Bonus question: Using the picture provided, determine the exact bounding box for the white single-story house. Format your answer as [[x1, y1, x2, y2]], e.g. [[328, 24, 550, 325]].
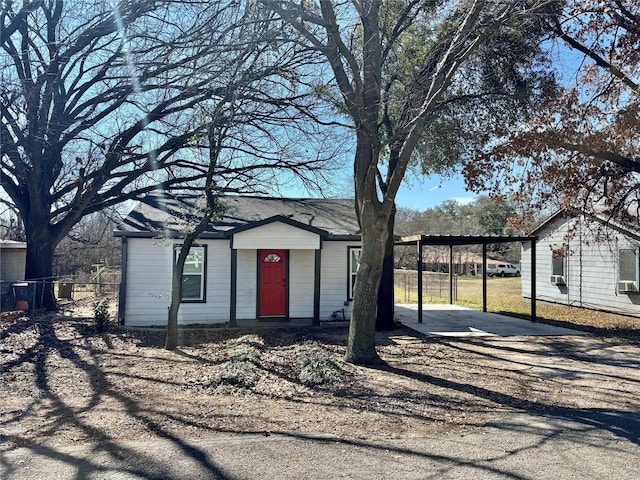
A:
[[114, 193, 362, 327], [521, 210, 640, 317]]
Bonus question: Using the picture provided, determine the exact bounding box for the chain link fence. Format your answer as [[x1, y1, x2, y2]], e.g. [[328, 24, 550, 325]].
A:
[[395, 269, 458, 303], [1, 271, 120, 313]]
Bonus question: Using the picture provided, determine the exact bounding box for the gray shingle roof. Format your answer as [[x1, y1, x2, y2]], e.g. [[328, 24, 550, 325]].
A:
[[530, 208, 640, 240], [115, 192, 361, 239]]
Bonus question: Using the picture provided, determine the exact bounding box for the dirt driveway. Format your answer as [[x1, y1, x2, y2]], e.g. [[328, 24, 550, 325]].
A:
[[1, 313, 639, 479]]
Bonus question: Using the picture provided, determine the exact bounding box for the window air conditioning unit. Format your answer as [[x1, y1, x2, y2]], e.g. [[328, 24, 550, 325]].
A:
[[550, 275, 566, 285], [617, 280, 638, 293]]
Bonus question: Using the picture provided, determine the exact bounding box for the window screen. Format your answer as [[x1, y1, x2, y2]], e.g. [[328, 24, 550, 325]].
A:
[[619, 249, 637, 282], [175, 245, 206, 302], [551, 250, 565, 276], [349, 248, 361, 300]]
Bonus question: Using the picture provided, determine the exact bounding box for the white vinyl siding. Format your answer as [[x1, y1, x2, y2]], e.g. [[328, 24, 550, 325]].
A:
[[124, 239, 230, 326], [123, 237, 362, 325], [233, 222, 320, 250], [123, 239, 172, 325], [320, 242, 360, 320], [289, 250, 314, 318], [0, 246, 26, 283], [522, 215, 640, 317], [236, 249, 257, 320], [181, 241, 230, 323]]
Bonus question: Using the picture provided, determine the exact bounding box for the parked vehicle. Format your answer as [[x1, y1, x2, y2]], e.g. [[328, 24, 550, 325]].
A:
[[486, 263, 520, 277]]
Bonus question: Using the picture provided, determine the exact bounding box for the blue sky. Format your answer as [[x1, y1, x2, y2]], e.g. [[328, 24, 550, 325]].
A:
[[283, 169, 481, 212], [308, 158, 481, 212], [395, 172, 478, 210]]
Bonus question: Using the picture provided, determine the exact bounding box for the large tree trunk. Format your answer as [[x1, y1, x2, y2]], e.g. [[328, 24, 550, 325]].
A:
[[23, 221, 59, 310], [346, 199, 389, 364], [376, 209, 397, 331]]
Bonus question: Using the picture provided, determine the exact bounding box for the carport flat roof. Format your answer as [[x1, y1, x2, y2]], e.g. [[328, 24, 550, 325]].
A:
[[395, 234, 539, 323], [395, 304, 587, 337], [396, 234, 536, 246]]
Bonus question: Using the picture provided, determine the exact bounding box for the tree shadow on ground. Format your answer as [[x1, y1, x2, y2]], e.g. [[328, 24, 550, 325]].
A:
[[0, 314, 236, 479], [370, 361, 640, 446], [493, 310, 640, 343], [2, 313, 640, 479]]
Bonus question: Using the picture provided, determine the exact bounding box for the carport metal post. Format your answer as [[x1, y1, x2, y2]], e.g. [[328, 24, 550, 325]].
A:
[[417, 238, 423, 323], [482, 242, 488, 312], [449, 245, 454, 304], [531, 238, 537, 322]]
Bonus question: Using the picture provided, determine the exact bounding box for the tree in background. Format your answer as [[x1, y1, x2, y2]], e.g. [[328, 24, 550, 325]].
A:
[[53, 210, 121, 276], [261, 0, 555, 363], [467, 1, 639, 225], [395, 196, 521, 268], [0, 210, 24, 241]]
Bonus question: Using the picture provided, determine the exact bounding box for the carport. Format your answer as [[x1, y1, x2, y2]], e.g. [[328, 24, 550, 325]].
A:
[[395, 234, 538, 323]]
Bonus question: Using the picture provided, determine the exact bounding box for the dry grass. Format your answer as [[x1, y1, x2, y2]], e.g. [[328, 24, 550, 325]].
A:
[[396, 276, 640, 340], [3, 312, 640, 453]]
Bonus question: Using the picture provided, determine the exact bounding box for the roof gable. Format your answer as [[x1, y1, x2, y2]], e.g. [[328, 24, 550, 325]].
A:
[[531, 209, 640, 242], [231, 218, 322, 250], [226, 215, 328, 237]]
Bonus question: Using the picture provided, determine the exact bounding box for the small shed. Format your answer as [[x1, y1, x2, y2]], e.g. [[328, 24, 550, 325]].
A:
[[0, 240, 27, 308], [0, 240, 27, 283]]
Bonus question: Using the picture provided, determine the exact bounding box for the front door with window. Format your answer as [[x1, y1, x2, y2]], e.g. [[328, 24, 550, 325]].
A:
[[259, 249, 287, 317]]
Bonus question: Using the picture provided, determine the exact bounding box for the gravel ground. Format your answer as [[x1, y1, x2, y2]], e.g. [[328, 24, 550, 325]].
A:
[[1, 309, 639, 479]]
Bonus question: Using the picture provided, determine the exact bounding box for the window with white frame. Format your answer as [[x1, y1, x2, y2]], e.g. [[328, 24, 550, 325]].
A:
[[175, 245, 206, 302], [348, 247, 361, 300], [551, 247, 566, 277], [618, 248, 638, 283]]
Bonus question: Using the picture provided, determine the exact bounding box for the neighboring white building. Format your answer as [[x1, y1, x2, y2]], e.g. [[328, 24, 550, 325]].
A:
[[522, 211, 640, 317], [114, 193, 361, 327], [0, 240, 27, 283], [0, 240, 27, 309]]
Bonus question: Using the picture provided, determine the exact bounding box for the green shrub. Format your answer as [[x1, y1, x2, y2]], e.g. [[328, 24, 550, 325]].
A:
[[93, 299, 111, 331]]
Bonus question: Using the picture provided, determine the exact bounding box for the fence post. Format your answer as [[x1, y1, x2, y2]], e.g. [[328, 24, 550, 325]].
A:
[[32, 282, 37, 312]]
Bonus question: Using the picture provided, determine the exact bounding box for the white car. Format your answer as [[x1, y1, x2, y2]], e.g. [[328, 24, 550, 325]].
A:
[[486, 263, 520, 277]]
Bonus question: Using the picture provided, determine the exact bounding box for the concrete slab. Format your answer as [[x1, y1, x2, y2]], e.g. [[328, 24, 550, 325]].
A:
[[395, 303, 588, 337]]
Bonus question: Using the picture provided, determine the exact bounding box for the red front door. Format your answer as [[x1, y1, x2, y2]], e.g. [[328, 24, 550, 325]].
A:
[[259, 249, 287, 317]]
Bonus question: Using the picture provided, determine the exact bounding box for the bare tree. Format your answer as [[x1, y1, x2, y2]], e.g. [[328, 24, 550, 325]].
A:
[[53, 210, 121, 276], [261, 0, 554, 363], [162, 5, 343, 350], [0, 208, 24, 241], [2, 0, 320, 307]]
